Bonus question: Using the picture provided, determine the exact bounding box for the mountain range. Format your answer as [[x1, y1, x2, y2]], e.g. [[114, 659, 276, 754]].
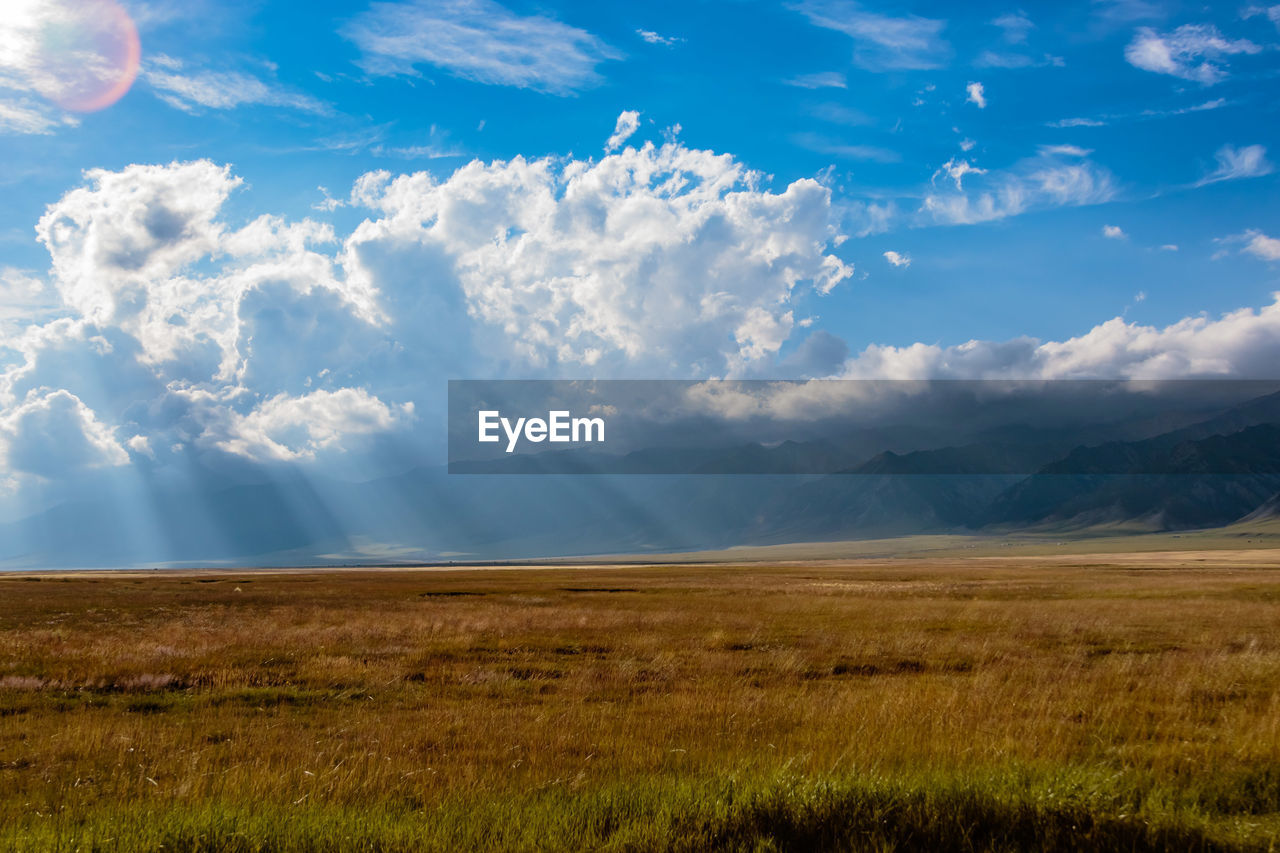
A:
[[6, 390, 1280, 567]]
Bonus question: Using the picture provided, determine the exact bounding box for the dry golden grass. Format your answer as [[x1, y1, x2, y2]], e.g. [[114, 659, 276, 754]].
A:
[[1, 554, 1279, 850]]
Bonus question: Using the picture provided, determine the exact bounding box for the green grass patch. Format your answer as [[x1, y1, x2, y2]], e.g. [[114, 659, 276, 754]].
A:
[[3, 770, 1278, 852]]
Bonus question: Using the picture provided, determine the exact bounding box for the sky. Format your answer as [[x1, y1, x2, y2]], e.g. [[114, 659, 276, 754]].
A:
[[1, 0, 1279, 521]]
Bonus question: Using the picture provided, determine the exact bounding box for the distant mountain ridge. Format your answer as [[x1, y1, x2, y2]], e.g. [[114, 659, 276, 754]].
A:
[[6, 389, 1280, 567]]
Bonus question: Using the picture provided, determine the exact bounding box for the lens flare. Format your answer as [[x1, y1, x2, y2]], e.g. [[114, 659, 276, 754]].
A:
[[1, 0, 141, 113]]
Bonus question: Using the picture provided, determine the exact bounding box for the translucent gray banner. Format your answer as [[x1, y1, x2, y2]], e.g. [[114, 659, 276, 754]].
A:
[[447, 379, 1280, 475]]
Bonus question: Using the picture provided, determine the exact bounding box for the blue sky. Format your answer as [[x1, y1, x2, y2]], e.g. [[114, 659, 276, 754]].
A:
[[1, 0, 1279, 519]]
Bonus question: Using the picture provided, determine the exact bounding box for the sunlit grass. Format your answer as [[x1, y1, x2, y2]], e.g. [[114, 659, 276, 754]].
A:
[[1, 558, 1278, 850]]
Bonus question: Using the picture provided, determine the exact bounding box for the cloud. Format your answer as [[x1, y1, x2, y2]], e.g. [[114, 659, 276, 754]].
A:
[[1093, 0, 1165, 26], [636, 29, 681, 46], [0, 389, 129, 478], [973, 51, 1063, 69], [932, 158, 986, 190], [780, 329, 850, 377], [1222, 229, 1280, 262], [1243, 5, 1280, 29], [1196, 144, 1273, 186], [965, 81, 986, 108], [1102, 224, 1127, 239], [842, 200, 896, 237], [992, 12, 1034, 43], [883, 250, 910, 267], [792, 133, 899, 162], [0, 267, 57, 321], [0, 97, 77, 135], [5, 158, 402, 476], [209, 388, 412, 461], [1047, 97, 1228, 129], [783, 71, 848, 89], [838, 294, 1280, 379], [791, 0, 951, 71], [31, 159, 366, 385], [1040, 145, 1092, 157], [1161, 244, 1179, 251], [313, 187, 344, 212], [348, 137, 854, 374], [342, 0, 620, 95], [143, 57, 329, 114], [0, 121, 856, 488], [1124, 24, 1260, 84], [605, 110, 640, 152], [1141, 98, 1228, 119], [1047, 117, 1106, 128], [922, 147, 1115, 226], [808, 103, 874, 126]]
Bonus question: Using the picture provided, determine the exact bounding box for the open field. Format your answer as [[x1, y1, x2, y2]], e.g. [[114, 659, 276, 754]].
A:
[[3, 553, 1280, 851]]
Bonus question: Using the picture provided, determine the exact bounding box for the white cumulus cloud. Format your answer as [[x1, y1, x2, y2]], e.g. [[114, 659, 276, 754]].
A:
[[1103, 224, 1127, 239], [1226, 229, 1280, 262], [883, 250, 911, 267], [346, 136, 854, 374], [839, 294, 1280, 379], [636, 29, 681, 47], [0, 120, 858, 486], [210, 388, 412, 462], [0, 389, 128, 478], [605, 110, 641, 152], [965, 81, 987, 108]]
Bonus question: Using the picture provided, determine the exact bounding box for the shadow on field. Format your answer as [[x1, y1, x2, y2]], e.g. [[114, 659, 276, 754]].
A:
[[7, 775, 1268, 852]]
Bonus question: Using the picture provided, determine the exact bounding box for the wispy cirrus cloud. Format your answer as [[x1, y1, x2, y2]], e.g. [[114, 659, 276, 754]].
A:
[[783, 71, 848, 89], [1243, 5, 1280, 30], [807, 102, 873, 126], [342, 0, 620, 95], [992, 11, 1034, 43], [1196, 144, 1273, 186], [790, 0, 950, 71], [1047, 117, 1107, 128], [973, 50, 1063, 69], [1124, 24, 1260, 84], [0, 97, 77, 135], [1047, 97, 1229, 128], [921, 146, 1115, 226], [791, 132, 900, 163], [144, 56, 329, 114], [975, 11, 1063, 69]]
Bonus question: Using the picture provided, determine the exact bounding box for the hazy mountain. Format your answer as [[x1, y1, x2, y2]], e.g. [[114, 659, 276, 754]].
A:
[[7, 391, 1280, 568]]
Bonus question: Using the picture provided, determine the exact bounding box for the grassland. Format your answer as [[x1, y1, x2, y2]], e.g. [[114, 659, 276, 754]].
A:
[[2, 552, 1280, 851]]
